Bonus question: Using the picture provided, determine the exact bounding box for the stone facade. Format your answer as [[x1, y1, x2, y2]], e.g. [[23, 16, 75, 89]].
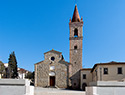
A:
[[69, 5, 83, 89], [35, 49, 71, 88]]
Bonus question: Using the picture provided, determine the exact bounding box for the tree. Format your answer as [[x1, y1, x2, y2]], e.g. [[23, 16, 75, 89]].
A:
[[25, 71, 34, 85], [25, 71, 34, 80], [0, 61, 5, 78], [8, 51, 18, 78]]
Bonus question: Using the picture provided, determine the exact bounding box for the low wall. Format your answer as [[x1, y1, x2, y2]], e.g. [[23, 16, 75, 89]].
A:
[[86, 81, 125, 95], [0, 79, 34, 95], [86, 86, 125, 95]]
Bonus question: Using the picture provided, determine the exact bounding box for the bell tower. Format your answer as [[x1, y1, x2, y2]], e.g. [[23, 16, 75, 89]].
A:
[[69, 5, 83, 89]]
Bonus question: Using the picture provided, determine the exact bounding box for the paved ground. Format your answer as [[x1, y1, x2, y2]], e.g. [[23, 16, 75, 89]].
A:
[[34, 87, 86, 95]]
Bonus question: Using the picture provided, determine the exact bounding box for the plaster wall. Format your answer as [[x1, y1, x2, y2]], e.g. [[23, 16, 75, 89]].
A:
[[0, 79, 34, 95]]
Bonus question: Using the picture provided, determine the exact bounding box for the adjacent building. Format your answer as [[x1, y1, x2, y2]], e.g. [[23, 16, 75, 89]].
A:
[[18, 68, 29, 79], [91, 61, 125, 82], [80, 68, 92, 90], [2, 63, 29, 79], [80, 61, 125, 90]]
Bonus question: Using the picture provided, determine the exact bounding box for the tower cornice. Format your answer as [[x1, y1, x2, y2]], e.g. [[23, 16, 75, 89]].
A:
[[69, 37, 83, 40]]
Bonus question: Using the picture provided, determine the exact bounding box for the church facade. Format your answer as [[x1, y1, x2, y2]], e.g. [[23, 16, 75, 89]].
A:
[[35, 5, 83, 89], [35, 49, 72, 88]]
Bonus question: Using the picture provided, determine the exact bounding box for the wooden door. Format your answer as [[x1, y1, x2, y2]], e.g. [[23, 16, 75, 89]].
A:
[[50, 76, 55, 86]]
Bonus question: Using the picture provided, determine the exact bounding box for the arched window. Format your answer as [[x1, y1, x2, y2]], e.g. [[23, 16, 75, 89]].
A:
[[74, 28, 78, 37], [74, 45, 77, 49], [82, 83, 87, 91]]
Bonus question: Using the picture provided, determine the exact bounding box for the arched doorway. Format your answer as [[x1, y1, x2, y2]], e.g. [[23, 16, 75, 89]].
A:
[[49, 72, 55, 87], [50, 76, 55, 86], [82, 83, 87, 91]]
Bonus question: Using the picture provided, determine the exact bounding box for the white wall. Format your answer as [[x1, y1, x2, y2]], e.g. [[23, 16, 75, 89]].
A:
[[86, 81, 125, 95], [86, 86, 125, 95], [0, 79, 34, 95]]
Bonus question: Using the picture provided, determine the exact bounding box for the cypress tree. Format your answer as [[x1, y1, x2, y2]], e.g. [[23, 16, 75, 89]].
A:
[[8, 51, 18, 78]]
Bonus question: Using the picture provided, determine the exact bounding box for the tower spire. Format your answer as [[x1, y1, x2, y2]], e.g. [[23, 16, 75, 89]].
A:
[[72, 5, 80, 22]]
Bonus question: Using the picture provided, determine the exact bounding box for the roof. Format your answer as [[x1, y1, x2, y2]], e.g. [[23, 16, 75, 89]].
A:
[[44, 49, 62, 55], [81, 68, 92, 71], [72, 5, 81, 22], [59, 60, 72, 65], [4, 63, 8, 68], [35, 61, 44, 65], [18, 67, 29, 73], [91, 61, 125, 72]]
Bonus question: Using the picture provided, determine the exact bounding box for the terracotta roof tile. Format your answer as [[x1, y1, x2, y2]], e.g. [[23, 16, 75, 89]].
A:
[[72, 5, 80, 22]]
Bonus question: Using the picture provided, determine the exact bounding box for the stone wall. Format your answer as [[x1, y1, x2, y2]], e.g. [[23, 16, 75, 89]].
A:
[[35, 61, 49, 87], [35, 50, 70, 88], [69, 21, 83, 89]]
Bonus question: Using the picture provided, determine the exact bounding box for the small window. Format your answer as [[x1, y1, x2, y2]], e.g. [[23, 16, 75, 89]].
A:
[[83, 74, 86, 79], [95, 69, 97, 76], [51, 56, 55, 61], [50, 66, 55, 70], [118, 67, 122, 74], [74, 83, 76, 86], [74, 28, 78, 37], [104, 68, 108, 74], [74, 46, 77, 49]]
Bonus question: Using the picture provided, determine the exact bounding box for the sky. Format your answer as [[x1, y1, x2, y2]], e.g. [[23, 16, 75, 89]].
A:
[[0, 0, 125, 71]]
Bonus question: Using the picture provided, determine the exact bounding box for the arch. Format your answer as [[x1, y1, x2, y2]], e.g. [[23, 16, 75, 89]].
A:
[[74, 45, 77, 49], [74, 28, 78, 37], [50, 76, 55, 86], [49, 72, 55, 76], [82, 83, 87, 91]]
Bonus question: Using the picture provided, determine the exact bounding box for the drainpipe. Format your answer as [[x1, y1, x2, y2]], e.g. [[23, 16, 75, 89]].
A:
[[100, 67, 102, 81]]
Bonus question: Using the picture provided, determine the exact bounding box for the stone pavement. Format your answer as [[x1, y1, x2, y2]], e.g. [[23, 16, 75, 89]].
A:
[[34, 87, 86, 95]]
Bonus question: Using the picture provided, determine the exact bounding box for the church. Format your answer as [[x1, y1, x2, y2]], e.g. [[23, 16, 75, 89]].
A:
[[34, 5, 125, 91], [35, 5, 83, 89]]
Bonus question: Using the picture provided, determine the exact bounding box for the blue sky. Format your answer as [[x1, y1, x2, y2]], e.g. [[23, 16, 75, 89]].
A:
[[0, 0, 125, 71]]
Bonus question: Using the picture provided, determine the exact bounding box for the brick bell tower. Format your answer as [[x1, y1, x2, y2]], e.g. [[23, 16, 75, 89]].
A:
[[69, 5, 83, 89]]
